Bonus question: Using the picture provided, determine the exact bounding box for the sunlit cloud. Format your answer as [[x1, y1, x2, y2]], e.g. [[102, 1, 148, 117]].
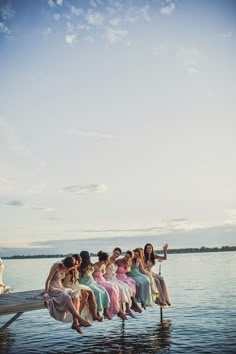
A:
[[63, 184, 107, 194], [65, 33, 77, 46]]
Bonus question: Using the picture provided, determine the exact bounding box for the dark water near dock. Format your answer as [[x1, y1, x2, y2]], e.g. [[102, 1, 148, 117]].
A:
[[0, 252, 236, 353]]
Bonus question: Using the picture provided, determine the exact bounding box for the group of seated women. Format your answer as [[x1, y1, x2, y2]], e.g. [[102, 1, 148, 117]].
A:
[[44, 243, 171, 334]]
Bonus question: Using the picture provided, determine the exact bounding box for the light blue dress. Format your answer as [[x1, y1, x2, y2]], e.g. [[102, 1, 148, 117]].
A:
[[128, 262, 153, 306]]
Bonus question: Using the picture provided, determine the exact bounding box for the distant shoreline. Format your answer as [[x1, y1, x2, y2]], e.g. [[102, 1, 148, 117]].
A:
[[1, 245, 236, 259]]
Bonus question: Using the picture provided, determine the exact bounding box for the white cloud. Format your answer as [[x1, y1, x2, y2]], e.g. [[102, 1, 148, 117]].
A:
[[48, 0, 63, 8], [66, 22, 74, 33], [0, 4, 15, 20], [0, 22, 10, 34], [187, 66, 199, 74], [71, 6, 83, 16], [53, 13, 61, 21], [65, 34, 77, 47], [32, 206, 56, 212], [67, 129, 116, 139], [87, 11, 104, 26], [0, 116, 32, 158], [109, 17, 121, 26], [224, 209, 236, 225], [160, 2, 175, 15], [63, 184, 107, 194], [27, 183, 46, 194], [104, 27, 128, 45]]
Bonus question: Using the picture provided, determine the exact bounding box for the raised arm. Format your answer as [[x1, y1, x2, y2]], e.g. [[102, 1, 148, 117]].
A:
[[154, 244, 168, 261]]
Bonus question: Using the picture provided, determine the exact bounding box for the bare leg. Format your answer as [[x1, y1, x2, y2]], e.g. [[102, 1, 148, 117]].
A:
[[118, 308, 128, 321], [69, 298, 92, 327], [87, 290, 103, 321], [104, 308, 112, 320], [154, 277, 166, 305], [80, 289, 89, 313], [158, 276, 171, 306], [125, 302, 135, 318], [131, 296, 142, 313]]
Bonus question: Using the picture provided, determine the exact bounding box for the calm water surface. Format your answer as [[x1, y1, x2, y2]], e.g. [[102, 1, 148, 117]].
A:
[[0, 252, 236, 353]]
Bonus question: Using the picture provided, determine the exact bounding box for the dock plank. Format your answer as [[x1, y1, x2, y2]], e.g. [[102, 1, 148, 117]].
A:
[[0, 290, 45, 316]]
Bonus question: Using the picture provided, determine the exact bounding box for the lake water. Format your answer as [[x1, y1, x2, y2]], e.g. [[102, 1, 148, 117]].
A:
[[0, 252, 236, 353]]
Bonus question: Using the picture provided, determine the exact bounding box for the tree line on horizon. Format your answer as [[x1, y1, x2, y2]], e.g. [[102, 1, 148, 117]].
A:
[[1, 245, 236, 259]]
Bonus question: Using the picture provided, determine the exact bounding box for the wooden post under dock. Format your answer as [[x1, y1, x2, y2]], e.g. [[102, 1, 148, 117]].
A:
[[0, 289, 45, 332]]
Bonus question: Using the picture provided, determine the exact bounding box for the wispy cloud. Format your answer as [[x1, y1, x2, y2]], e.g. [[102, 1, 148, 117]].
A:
[[87, 11, 104, 26], [63, 184, 107, 194], [224, 209, 236, 225], [222, 31, 232, 39], [0, 22, 10, 35], [48, 0, 63, 8], [31, 206, 56, 212], [6, 200, 24, 207], [160, 1, 176, 16], [68, 129, 117, 139], [104, 27, 128, 45], [27, 183, 46, 194], [0, 116, 33, 158], [177, 47, 200, 74]]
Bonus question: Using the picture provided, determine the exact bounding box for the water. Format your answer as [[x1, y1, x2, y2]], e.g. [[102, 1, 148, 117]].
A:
[[0, 252, 236, 353]]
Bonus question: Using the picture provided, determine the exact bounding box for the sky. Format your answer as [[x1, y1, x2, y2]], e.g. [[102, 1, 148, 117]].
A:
[[0, 0, 236, 256]]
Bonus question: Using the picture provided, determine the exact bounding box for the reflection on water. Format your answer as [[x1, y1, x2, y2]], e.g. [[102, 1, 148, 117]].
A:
[[0, 316, 172, 354]]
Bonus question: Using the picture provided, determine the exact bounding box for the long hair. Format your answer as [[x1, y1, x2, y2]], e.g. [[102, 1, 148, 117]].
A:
[[80, 250, 92, 278], [144, 243, 155, 265]]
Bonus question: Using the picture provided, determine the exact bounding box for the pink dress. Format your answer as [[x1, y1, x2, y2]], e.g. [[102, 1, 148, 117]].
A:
[[116, 265, 137, 297], [93, 270, 120, 318]]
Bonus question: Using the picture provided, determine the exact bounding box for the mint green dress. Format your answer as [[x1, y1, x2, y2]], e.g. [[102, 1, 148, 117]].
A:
[[79, 267, 110, 314], [128, 262, 153, 306]]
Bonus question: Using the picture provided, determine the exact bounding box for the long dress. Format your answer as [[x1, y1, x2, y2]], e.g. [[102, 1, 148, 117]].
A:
[[127, 262, 153, 307], [47, 263, 81, 322], [63, 275, 93, 322], [93, 269, 121, 318], [116, 264, 137, 297], [105, 263, 132, 305], [79, 267, 110, 315], [146, 260, 171, 305]]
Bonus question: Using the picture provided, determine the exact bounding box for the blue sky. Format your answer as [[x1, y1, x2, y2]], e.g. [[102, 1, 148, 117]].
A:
[[0, 0, 236, 255]]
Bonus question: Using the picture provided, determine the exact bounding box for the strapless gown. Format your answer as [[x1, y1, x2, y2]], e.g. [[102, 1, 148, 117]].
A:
[[127, 262, 153, 306], [116, 265, 137, 297], [79, 267, 110, 315], [105, 263, 132, 304], [93, 271, 121, 318]]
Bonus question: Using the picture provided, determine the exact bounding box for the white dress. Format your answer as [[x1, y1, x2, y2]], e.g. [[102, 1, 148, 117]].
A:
[[105, 263, 132, 305]]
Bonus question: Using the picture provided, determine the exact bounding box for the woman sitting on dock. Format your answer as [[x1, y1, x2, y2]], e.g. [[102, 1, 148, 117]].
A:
[[44, 256, 91, 334], [93, 251, 128, 320], [104, 247, 135, 318], [116, 250, 142, 313], [144, 243, 171, 306], [62, 254, 103, 322], [127, 248, 154, 309], [79, 250, 112, 320]]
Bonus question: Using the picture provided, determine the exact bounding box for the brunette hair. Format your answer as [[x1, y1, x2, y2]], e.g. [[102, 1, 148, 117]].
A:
[[113, 247, 122, 254], [80, 250, 92, 278], [144, 243, 155, 265], [97, 250, 109, 262], [62, 256, 75, 268]]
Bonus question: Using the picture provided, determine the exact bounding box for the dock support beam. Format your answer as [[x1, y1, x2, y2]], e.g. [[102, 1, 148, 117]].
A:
[[0, 312, 24, 332]]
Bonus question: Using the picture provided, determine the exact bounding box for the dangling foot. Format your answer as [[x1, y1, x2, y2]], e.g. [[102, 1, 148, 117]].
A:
[[93, 314, 103, 322], [72, 323, 83, 334], [104, 309, 112, 320], [79, 318, 92, 327], [141, 303, 146, 310], [126, 310, 136, 318], [118, 311, 128, 321], [166, 301, 171, 306]]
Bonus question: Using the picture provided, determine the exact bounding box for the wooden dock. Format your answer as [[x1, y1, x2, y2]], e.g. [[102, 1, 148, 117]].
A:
[[0, 290, 45, 332]]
